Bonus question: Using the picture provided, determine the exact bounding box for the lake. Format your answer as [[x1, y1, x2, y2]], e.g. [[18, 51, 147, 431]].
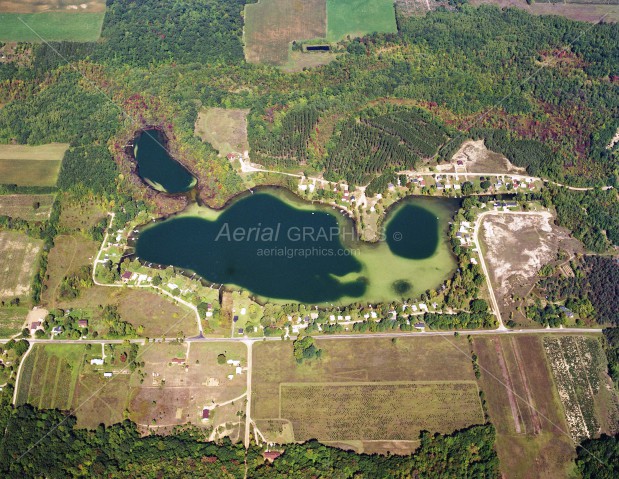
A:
[[135, 190, 459, 304], [134, 129, 196, 194]]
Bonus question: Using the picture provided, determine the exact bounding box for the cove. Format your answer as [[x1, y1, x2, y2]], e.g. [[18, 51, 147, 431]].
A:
[[134, 129, 196, 194], [135, 190, 459, 304]]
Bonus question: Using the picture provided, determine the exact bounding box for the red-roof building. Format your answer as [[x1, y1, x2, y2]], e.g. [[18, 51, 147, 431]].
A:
[[202, 408, 210, 420], [171, 358, 186, 364], [263, 451, 282, 462], [78, 319, 88, 328]]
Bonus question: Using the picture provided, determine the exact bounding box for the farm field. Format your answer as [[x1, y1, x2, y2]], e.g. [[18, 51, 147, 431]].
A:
[[0, 306, 27, 336], [0, 1, 106, 14], [0, 230, 42, 302], [473, 335, 578, 479], [326, 0, 397, 41], [16, 341, 248, 435], [544, 335, 619, 441], [252, 336, 483, 454], [0, 143, 68, 186], [244, 0, 327, 65], [0, 11, 105, 42], [0, 194, 55, 221], [194, 108, 250, 157]]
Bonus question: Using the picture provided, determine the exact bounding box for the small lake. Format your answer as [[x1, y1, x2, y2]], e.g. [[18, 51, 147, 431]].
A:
[[135, 190, 459, 304], [134, 129, 196, 194]]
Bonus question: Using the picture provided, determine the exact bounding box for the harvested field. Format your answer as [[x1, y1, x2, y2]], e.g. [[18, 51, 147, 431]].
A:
[[244, 0, 327, 65], [473, 335, 576, 479], [0, 230, 42, 301], [326, 0, 397, 41], [471, 0, 619, 23], [480, 212, 582, 324], [0, 194, 55, 221], [0, 143, 67, 186], [195, 108, 250, 157], [449, 140, 526, 174], [252, 336, 482, 453], [281, 50, 337, 72]]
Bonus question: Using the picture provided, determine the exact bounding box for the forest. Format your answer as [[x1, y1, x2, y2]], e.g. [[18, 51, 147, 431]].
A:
[[0, 400, 499, 478]]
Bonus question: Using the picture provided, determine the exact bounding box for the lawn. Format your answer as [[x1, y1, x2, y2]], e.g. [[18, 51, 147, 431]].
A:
[[244, 0, 327, 65], [326, 0, 397, 41], [195, 108, 250, 157], [0, 230, 43, 302], [252, 336, 480, 453], [0, 12, 105, 42], [0, 143, 68, 186], [0, 194, 55, 222]]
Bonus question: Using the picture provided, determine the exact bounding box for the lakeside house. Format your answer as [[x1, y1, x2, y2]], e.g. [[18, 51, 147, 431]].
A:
[[121, 271, 133, 283]]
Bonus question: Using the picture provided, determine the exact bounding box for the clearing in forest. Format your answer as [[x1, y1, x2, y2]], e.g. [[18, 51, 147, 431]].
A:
[[252, 336, 483, 454], [0, 143, 68, 186], [0, 194, 55, 221], [195, 108, 250, 157], [480, 212, 582, 325], [326, 0, 397, 41], [0, 230, 42, 302], [0, 1, 106, 42], [244, 0, 327, 65]]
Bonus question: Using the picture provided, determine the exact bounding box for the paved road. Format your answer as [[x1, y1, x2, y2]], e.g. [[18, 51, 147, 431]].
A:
[[0, 327, 603, 346]]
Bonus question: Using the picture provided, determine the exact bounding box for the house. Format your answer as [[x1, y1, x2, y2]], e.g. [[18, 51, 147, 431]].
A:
[[30, 321, 41, 332], [171, 358, 186, 365], [91, 358, 104, 366], [103, 372, 113, 378], [52, 326, 63, 334], [78, 319, 88, 328], [456, 160, 464, 166], [238, 328, 244, 334], [414, 322, 426, 330], [227, 359, 241, 366], [121, 271, 133, 283], [201, 408, 210, 421], [471, 258, 478, 265], [235, 366, 242, 375], [263, 451, 283, 462], [227, 374, 234, 380], [233, 315, 239, 322]]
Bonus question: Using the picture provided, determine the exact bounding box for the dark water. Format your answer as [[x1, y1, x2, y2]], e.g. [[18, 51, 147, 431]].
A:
[[385, 203, 440, 259], [134, 129, 195, 194], [135, 192, 448, 303]]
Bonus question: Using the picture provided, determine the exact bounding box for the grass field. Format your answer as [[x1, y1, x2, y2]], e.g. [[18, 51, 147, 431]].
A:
[[473, 335, 577, 479], [244, 0, 327, 65], [0, 12, 105, 42], [42, 234, 98, 307], [252, 336, 482, 453], [326, 0, 397, 41], [0, 230, 42, 302], [16, 344, 85, 409], [194, 108, 250, 157], [281, 381, 482, 441], [0, 305, 27, 336], [0, 143, 68, 186], [0, 194, 55, 222]]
